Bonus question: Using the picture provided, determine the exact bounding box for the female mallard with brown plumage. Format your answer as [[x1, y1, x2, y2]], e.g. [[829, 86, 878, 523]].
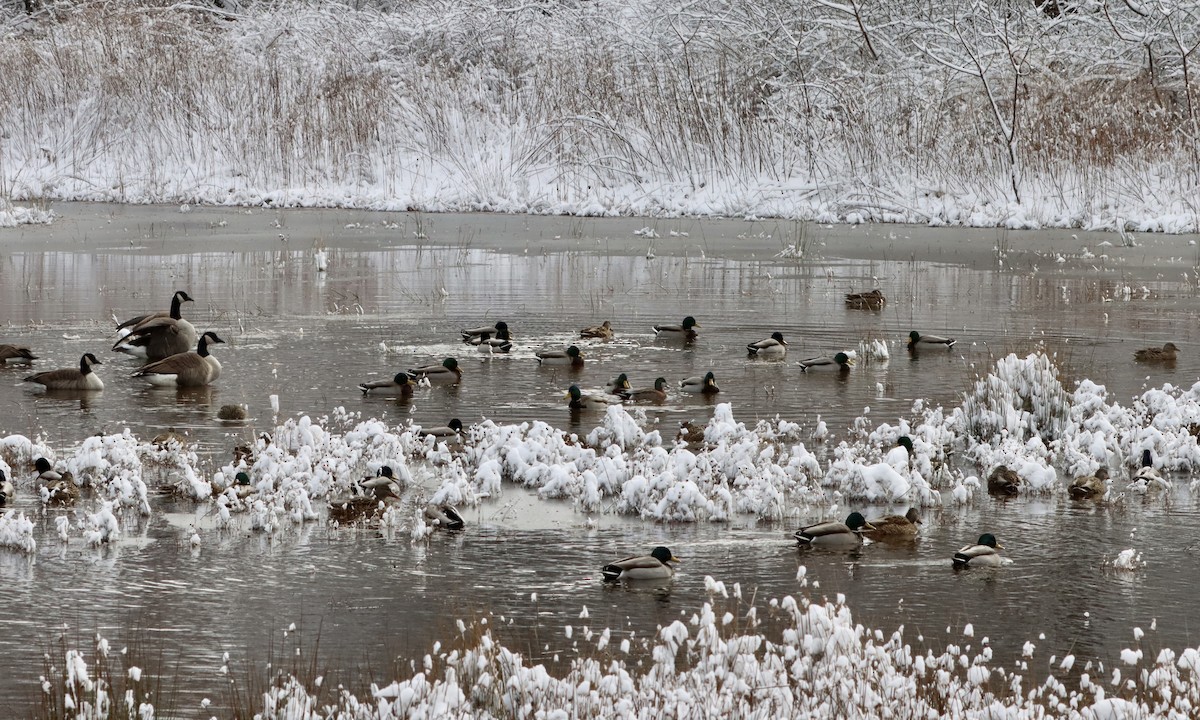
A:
[[863, 508, 921, 541], [845, 289, 886, 310], [1134, 342, 1178, 362], [618, 377, 669, 403], [986, 465, 1022, 496], [580, 320, 614, 341], [1068, 467, 1109, 499]]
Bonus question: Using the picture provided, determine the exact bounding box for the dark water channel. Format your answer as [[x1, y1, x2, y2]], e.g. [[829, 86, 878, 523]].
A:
[[2, 204, 1200, 715]]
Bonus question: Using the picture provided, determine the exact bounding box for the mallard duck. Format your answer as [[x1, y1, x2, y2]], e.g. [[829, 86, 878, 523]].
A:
[[605, 373, 632, 394], [470, 331, 513, 354], [747, 332, 788, 357], [619, 377, 669, 403], [986, 465, 1022, 496], [863, 508, 921, 541], [424, 504, 465, 530], [24, 353, 104, 391], [952, 533, 1004, 568], [408, 358, 462, 384], [601, 546, 679, 582], [329, 471, 403, 524], [654, 316, 699, 341], [152, 428, 187, 449], [580, 320, 614, 340], [132, 331, 224, 387], [907, 331, 956, 351], [1134, 342, 1178, 362], [42, 471, 80, 507], [680, 371, 720, 394], [113, 290, 198, 362], [1130, 449, 1169, 492], [359, 372, 414, 397], [845, 289, 886, 310], [461, 321, 509, 342], [1068, 467, 1108, 499], [0, 469, 13, 506], [423, 419, 464, 440], [536, 345, 583, 367], [798, 352, 853, 371], [228, 471, 257, 500], [795, 512, 875, 548], [0, 344, 37, 364], [34, 457, 62, 483], [567, 385, 616, 410]]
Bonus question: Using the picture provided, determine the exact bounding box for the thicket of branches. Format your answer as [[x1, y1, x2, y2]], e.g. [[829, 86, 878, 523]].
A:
[[0, 0, 1196, 220]]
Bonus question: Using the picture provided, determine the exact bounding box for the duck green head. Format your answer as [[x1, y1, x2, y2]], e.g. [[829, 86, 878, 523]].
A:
[[235, 472, 251, 486], [567, 385, 583, 401], [35, 457, 53, 473], [378, 466, 395, 479], [682, 316, 698, 329], [495, 321, 509, 333], [845, 511, 872, 531], [393, 372, 411, 385], [977, 533, 1001, 549], [834, 352, 851, 366], [909, 331, 922, 343], [704, 371, 716, 383], [442, 357, 459, 370], [567, 346, 581, 358], [653, 377, 668, 390], [448, 419, 463, 432], [613, 373, 630, 387], [770, 331, 786, 343], [897, 436, 914, 453], [650, 546, 679, 564]]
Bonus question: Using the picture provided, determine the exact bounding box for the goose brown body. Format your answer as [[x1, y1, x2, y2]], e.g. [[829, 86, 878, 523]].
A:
[[24, 353, 104, 391]]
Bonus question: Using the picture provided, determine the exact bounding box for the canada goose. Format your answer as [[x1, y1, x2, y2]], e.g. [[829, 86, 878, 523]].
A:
[[536, 345, 583, 367], [0, 344, 37, 363], [679, 371, 720, 394], [0, 469, 12, 506], [747, 332, 788, 357], [24, 353, 104, 391], [601, 546, 679, 582], [566, 385, 617, 410], [329, 469, 403, 524], [580, 320, 614, 340], [115, 290, 194, 335], [423, 419, 464, 440], [794, 512, 875, 548], [907, 331, 956, 351], [1129, 449, 1169, 492], [986, 465, 1022, 496], [407, 358, 462, 384], [424, 504, 465, 530], [358, 372, 414, 397], [132, 331, 224, 387], [1134, 342, 1178, 362], [605, 373, 631, 394], [361, 466, 405, 495], [619, 377, 669, 403], [1069, 467, 1109, 499], [654, 316, 699, 341], [845, 289, 886, 310], [863, 508, 921, 541], [799, 352, 853, 371], [461, 321, 509, 342], [469, 331, 513, 354], [952, 533, 1004, 568], [113, 290, 198, 362]]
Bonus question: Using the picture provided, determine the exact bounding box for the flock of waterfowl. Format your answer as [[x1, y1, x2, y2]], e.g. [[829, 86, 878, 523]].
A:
[[2, 287, 1184, 575]]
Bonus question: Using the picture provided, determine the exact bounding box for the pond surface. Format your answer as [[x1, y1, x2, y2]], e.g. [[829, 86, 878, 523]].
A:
[[2, 204, 1200, 716]]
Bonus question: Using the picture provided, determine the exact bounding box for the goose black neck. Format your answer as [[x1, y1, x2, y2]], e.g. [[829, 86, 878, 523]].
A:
[[79, 356, 92, 374], [170, 294, 184, 320], [197, 337, 210, 357]]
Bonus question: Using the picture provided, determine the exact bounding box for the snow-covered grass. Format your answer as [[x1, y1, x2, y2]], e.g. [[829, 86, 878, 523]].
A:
[[1, 1, 1198, 231], [33, 582, 1200, 719]]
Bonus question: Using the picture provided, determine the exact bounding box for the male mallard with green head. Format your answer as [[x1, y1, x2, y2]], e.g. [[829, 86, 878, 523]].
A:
[[952, 533, 1004, 568], [358, 372, 414, 397], [794, 512, 875, 548], [747, 332, 788, 357], [408, 358, 462, 384], [605, 373, 632, 394], [601, 546, 679, 582], [680, 371, 720, 394], [907, 331, 956, 351], [799, 352, 853, 372], [654, 316, 699, 341], [536, 345, 584, 367], [567, 385, 617, 410]]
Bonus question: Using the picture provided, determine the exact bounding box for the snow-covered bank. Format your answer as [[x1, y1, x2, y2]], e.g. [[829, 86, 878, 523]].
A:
[[1, 1, 1198, 232], [38, 583, 1200, 719]]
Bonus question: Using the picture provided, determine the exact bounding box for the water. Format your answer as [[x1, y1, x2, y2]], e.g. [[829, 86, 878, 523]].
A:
[[2, 204, 1199, 716]]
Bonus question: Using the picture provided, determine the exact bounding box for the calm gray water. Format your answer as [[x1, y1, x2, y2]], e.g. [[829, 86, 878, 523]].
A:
[[2, 204, 1199, 716]]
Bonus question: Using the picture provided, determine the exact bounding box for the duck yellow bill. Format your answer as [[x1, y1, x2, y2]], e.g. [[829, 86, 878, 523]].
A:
[[672, 556, 682, 563]]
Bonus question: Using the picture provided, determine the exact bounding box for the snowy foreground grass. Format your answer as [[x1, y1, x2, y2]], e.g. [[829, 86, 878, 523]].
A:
[[33, 580, 1200, 719], [1, 0, 1199, 231]]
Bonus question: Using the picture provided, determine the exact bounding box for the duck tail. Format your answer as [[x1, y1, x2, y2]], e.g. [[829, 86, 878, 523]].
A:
[[793, 530, 814, 546], [952, 552, 970, 568], [600, 565, 623, 582]]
